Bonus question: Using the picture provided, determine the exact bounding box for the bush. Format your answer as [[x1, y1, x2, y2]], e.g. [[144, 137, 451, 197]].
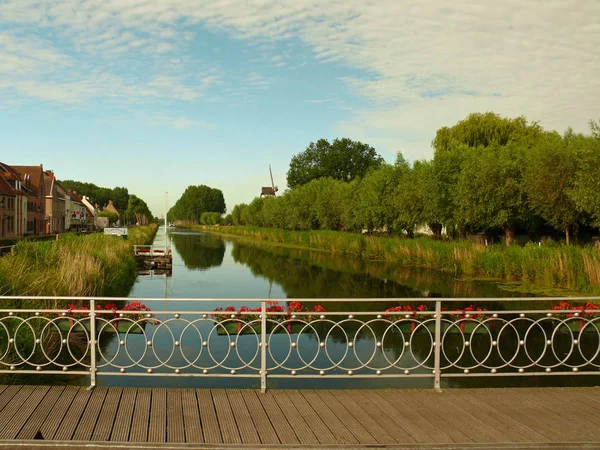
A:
[[200, 212, 222, 225]]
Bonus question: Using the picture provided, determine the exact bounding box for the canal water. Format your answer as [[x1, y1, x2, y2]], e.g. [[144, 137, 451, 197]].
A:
[[72, 227, 595, 390]]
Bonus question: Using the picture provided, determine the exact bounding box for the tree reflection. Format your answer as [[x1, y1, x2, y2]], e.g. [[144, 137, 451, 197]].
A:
[[171, 232, 225, 270]]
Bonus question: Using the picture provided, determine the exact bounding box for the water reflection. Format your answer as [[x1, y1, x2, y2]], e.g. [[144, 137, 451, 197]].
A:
[[229, 239, 531, 300], [170, 232, 225, 270]]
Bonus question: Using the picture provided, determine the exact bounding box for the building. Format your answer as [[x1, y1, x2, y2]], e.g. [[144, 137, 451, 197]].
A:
[[81, 195, 98, 230], [69, 191, 88, 231], [0, 162, 28, 238], [0, 175, 16, 239], [11, 165, 46, 235], [43, 170, 66, 234]]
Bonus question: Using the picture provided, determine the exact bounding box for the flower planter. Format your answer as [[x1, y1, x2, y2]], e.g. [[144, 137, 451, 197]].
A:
[[52, 318, 146, 334], [53, 318, 98, 333], [419, 321, 490, 335], [113, 320, 147, 334], [216, 321, 317, 336], [555, 320, 600, 334]]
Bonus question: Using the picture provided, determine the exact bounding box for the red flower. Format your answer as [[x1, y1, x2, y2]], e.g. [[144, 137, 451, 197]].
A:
[[312, 305, 326, 313], [287, 301, 303, 313]]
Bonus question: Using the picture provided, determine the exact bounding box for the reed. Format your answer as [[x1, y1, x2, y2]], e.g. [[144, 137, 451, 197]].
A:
[[203, 225, 600, 293], [0, 224, 158, 297]]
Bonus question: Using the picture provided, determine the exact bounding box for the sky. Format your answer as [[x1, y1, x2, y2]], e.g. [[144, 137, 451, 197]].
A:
[[1, 0, 599, 217]]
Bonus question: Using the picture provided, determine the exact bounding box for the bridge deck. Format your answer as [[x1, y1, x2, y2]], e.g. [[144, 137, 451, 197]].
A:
[[0, 385, 599, 447]]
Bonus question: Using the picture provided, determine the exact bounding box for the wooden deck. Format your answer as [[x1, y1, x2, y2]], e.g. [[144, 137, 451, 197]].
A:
[[0, 385, 599, 448]]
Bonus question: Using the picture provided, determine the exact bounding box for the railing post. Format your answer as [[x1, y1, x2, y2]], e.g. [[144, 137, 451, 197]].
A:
[[434, 300, 442, 392], [260, 300, 267, 393], [89, 298, 97, 390]]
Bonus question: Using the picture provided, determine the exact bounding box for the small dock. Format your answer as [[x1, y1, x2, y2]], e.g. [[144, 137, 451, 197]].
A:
[[0, 386, 599, 448], [134, 245, 172, 271]]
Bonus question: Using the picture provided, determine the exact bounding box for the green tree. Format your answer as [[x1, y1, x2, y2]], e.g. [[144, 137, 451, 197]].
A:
[[432, 112, 542, 154], [570, 125, 600, 227], [127, 195, 153, 225], [396, 159, 445, 239], [168, 185, 226, 223], [525, 133, 579, 244], [286, 138, 384, 189], [456, 144, 528, 245]]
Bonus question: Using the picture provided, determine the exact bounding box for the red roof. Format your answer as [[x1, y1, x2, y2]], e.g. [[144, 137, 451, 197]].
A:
[[11, 164, 44, 196], [0, 174, 15, 196]]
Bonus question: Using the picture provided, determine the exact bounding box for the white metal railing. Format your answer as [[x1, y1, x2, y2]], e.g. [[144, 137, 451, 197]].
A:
[[0, 296, 599, 392], [133, 245, 171, 256]]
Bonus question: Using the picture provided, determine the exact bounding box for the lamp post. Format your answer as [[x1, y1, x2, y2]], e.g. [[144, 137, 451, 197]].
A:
[[164, 192, 168, 253]]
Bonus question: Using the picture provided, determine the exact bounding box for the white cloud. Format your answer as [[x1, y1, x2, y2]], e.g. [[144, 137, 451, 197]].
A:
[[141, 114, 214, 130], [0, 0, 599, 160]]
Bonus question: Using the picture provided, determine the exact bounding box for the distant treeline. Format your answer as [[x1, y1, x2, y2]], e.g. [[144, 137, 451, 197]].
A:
[[230, 113, 600, 245], [168, 185, 226, 224], [61, 180, 155, 224]]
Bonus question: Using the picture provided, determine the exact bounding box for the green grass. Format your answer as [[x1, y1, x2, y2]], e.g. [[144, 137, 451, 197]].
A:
[[0, 224, 158, 298], [199, 225, 600, 294]]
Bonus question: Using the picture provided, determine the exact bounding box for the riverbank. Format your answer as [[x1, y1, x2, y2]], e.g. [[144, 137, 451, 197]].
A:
[[0, 223, 158, 297], [198, 225, 600, 294]]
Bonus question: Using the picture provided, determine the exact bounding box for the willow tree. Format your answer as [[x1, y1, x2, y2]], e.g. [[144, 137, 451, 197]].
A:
[[525, 132, 579, 245], [456, 143, 528, 245], [570, 122, 600, 227]]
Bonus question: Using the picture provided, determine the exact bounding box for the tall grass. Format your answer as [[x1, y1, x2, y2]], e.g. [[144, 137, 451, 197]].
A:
[[0, 224, 158, 297], [202, 225, 600, 293]]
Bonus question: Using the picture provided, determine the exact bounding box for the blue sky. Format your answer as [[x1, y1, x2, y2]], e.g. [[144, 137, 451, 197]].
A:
[[1, 0, 599, 216]]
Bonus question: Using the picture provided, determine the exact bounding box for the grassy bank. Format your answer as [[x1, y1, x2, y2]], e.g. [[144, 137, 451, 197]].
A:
[[198, 225, 600, 294], [0, 223, 158, 297]]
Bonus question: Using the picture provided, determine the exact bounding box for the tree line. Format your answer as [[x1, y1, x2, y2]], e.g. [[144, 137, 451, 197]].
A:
[[230, 113, 600, 245], [61, 180, 155, 225], [168, 185, 226, 224]]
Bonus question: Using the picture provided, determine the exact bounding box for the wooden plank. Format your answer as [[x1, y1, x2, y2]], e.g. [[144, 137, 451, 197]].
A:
[[486, 388, 592, 441], [226, 390, 261, 445], [239, 389, 279, 444], [0, 385, 37, 428], [349, 390, 416, 444], [366, 390, 446, 443], [39, 386, 79, 440], [471, 389, 566, 442], [211, 389, 240, 444], [319, 390, 387, 444], [110, 388, 137, 442], [129, 388, 151, 442], [270, 390, 319, 446], [416, 390, 506, 443], [0, 385, 22, 413], [282, 390, 337, 445], [341, 390, 414, 444], [147, 388, 167, 443], [502, 388, 599, 441], [52, 387, 92, 440], [258, 391, 300, 445], [17, 386, 66, 440], [443, 389, 547, 442], [72, 387, 108, 441], [533, 388, 600, 438], [181, 389, 203, 443], [196, 389, 221, 444], [384, 390, 471, 443], [91, 388, 123, 442], [300, 390, 359, 445], [166, 388, 185, 443], [0, 385, 50, 439]]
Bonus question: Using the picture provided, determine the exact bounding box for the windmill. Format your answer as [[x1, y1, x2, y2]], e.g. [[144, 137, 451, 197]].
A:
[[260, 165, 279, 197]]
